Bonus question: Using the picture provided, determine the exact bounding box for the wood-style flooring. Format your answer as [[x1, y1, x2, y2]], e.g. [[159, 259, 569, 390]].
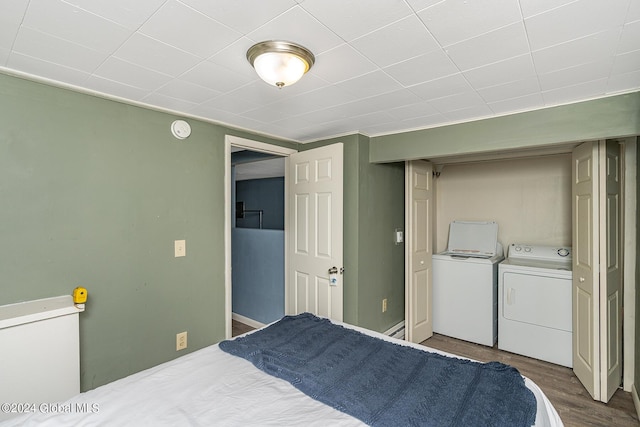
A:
[[421, 333, 639, 427], [232, 321, 639, 426]]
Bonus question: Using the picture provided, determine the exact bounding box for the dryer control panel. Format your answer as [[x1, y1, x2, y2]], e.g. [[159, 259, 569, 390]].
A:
[[507, 244, 572, 262]]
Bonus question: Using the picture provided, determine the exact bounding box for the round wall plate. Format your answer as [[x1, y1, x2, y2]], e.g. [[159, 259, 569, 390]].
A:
[[171, 120, 191, 139]]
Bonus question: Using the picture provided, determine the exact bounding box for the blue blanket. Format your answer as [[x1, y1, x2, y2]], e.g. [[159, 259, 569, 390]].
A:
[[220, 313, 537, 426]]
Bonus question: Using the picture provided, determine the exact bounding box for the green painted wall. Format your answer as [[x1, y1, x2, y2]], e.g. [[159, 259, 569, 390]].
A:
[[636, 136, 640, 396], [0, 72, 294, 391], [370, 92, 640, 162], [301, 135, 406, 332]]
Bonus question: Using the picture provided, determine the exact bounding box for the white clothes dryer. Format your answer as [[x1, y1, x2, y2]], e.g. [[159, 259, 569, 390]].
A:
[[498, 244, 572, 367]]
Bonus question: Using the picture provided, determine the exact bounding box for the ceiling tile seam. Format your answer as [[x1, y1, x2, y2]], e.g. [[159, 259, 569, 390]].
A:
[[517, 0, 581, 20], [511, 0, 543, 104], [3, 52, 93, 87], [7, 2, 30, 56], [10, 24, 110, 76], [52, 1, 171, 78], [59, 0, 168, 31]]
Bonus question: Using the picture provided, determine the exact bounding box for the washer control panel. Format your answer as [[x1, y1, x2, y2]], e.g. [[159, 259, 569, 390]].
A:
[[508, 244, 572, 262]]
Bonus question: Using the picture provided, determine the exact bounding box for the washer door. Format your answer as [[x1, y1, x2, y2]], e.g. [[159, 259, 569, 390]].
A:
[[502, 271, 572, 332]]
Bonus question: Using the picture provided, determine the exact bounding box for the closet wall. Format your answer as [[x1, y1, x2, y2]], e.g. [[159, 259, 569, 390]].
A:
[[434, 154, 572, 253]]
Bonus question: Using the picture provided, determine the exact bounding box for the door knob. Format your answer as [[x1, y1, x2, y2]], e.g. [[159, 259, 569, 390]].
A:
[[579, 277, 585, 282], [328, 266, 338, 275]]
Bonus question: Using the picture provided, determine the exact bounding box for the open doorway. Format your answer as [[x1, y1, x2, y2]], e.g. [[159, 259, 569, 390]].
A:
[[224, 136, 296, 338], [231, 148, 285, 332]]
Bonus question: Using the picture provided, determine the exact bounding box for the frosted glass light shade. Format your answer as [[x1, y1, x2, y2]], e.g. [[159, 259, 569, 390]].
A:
[[247, 41, 314, 88]]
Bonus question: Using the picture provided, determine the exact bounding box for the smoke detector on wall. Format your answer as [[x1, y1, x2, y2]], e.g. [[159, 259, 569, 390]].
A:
[[171, 120, 191, 139]]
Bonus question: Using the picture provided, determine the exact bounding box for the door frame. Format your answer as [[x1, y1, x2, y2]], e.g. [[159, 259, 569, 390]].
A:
[[224, 135, 297, 338]]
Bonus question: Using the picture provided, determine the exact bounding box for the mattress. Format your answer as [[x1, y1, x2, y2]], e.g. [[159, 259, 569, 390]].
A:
[[0, 319, 563, 427]]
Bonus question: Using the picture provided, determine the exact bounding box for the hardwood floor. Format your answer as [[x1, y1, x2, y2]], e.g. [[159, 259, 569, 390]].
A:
[[232, 319, 256, 337], [232, 320, 639, 426], [421, 333, 639, 427]]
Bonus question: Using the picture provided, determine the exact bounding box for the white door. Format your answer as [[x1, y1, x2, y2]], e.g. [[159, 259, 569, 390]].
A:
[[288, 143, 344, 321], [600, 140, 622, 402], [405, 160, 433, 343], [572, 140, 622, 403]]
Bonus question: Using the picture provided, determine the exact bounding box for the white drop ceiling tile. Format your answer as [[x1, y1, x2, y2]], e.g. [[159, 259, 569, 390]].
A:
[[525, 0, 629, 51], [384, 49, 459, 87], [208, 37, 261, 79], [225, 80, 294, 109], [12, 26, 106, 73], [429, 90, 485, 114], [286, 85, 359, 113], [418, 0, 522, 46], [611, 50, 640, 76], [0, 0, 29, 49], [463, 54, 536, 89], [22, 0, 130, 53], [333, 70, 404, 99], [63, 0, 166, 30], [444, 104, 494, 123], [347, 89, 423, 115], [84, 75, 150, 100], [488, 92, 545, 115], [351, 15, 440, 68], [199, 92, 259, 115], [179, 60, 255, 94], [618, 21, 640, 54], [349, 111, 397, 128], [518, 0, 576, 18], [94, 57, 172, 91], [409, 73, 471, 100], [541, 78, 608, 105], [300, 0, 413, 42], [532, 29, 621, 75], [7, 51, 91, 86], [114, 33, 202, 77], [387, 100, 438, 121], [155, 79, 221, 104], [246, 6, 343, 55], [243, 104, 295, 124], [477, 76, 541, 103], [312, 44, 377, 84], [181, 0, 296, 35], [607, 70, 640, 93], [405, 0, 445, 12], [384, 113, 450, 134], [271, 112, 317, 129], [626, 0, 640, 23], [446, 22, 529, 71], [142, 92, 199, 112], [538, 60, 613, 92], [139, 0, 242, 59]]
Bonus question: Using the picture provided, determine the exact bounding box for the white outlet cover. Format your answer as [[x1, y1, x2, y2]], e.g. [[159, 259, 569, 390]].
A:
[[174, 240, 186, 257]]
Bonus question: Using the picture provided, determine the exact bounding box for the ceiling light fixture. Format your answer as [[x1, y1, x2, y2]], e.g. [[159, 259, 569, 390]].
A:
[[247, 40, 315, 89]]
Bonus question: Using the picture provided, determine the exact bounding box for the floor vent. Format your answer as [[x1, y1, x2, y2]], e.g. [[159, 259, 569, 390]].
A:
[[384, 321, 405, 340]]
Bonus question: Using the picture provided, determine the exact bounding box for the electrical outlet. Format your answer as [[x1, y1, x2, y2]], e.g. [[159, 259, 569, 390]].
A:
[[174, 240, 186, 257], [176, 331, 187, 351], [382, 298, 387, 313]]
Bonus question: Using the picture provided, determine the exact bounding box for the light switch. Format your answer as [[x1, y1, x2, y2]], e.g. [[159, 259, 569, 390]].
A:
[[394, 229, 403, 245], [174, 240, 186, 257]]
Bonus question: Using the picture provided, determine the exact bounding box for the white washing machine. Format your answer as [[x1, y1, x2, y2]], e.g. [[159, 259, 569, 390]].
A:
[[498, 244, 573, 367], [433, 221, 504, 347]]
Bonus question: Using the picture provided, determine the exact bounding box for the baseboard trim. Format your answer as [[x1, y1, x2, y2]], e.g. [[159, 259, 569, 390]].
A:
[[232, 312, 266, 329], [633, 383, 640, 421]]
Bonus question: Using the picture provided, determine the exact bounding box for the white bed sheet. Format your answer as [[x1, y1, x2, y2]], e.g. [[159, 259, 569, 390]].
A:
[[1, 321, 563, 427]]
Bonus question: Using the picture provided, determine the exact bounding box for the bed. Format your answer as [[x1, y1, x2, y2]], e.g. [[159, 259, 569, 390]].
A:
[[1, 313, 563, 426]]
